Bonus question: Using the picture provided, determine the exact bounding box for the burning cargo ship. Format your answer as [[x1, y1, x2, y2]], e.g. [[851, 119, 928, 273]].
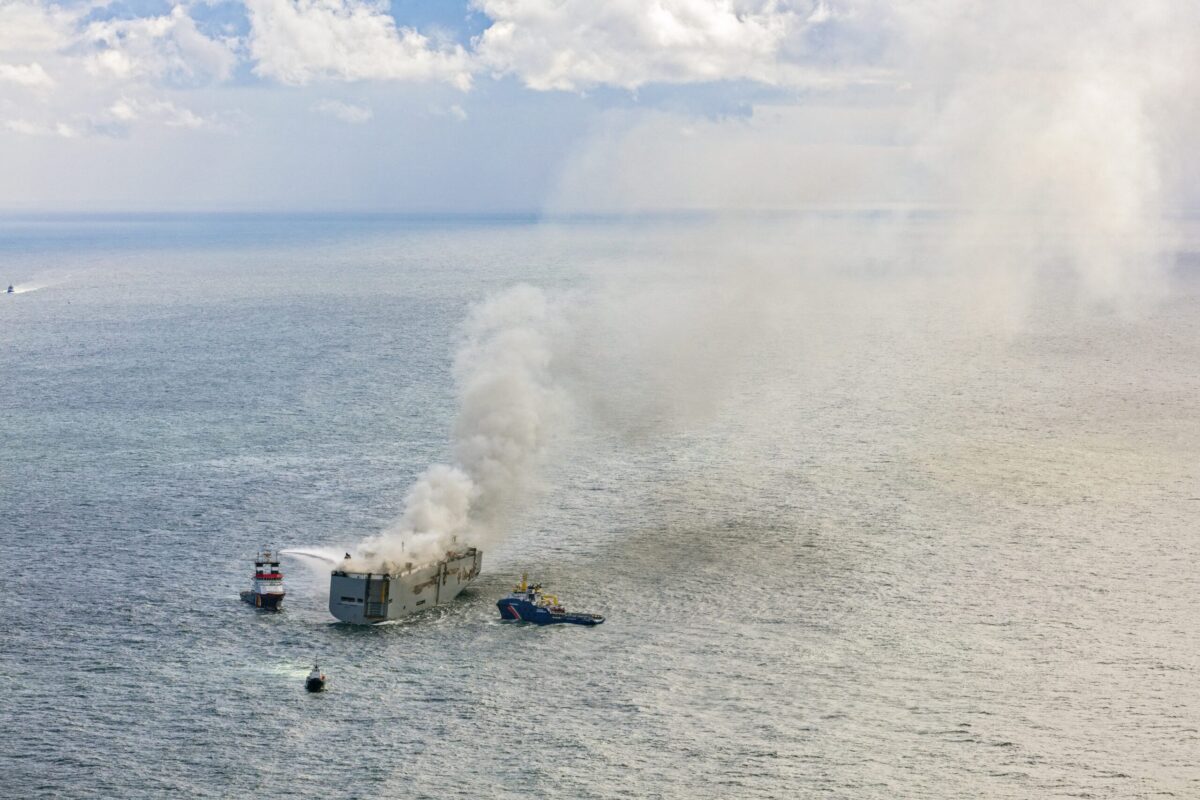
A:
[[328, 548, 482, 624]]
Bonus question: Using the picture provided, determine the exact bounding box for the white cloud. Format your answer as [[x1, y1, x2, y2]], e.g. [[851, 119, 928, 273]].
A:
[[83, 6, 238, 85], [471, 0, 846, 91], [1, 0, 1197, 233], [0, 1, 236, 86], [2, 116, 82, 137], [0, 61, 54, 88], [109, 97, 211, 128], [3, 117, 44, 135], [0, 0, 77, 54], [0, 2, 234, 141], [2, 95, 211, 140], [311, 98, 373, 123], [245, 0, 472, 88], [430, 102, 467, 121], [108, 99, 138, 121]]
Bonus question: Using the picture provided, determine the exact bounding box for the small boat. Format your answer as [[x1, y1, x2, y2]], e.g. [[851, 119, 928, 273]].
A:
[[305, 665, 326, 693], [497, 574, 605, 626], [6, 285, 13, 294], [239, 549, 286, 610]]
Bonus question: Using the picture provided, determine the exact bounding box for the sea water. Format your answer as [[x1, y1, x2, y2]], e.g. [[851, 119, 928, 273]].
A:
[[1, 214, 1197, 798]]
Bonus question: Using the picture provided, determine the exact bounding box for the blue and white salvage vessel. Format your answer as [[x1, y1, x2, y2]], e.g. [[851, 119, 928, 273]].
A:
[[497, 575, 604, 626]]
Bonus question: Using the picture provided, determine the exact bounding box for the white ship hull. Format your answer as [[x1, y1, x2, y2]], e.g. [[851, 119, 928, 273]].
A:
[[328, 548, 482, 624]]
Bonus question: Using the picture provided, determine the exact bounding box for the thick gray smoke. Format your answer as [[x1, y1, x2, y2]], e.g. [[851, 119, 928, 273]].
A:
[[345, 286, 566, 571]]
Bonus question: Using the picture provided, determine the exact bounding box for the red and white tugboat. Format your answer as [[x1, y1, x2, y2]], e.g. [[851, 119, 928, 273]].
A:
[[240, 549, 286, 610]]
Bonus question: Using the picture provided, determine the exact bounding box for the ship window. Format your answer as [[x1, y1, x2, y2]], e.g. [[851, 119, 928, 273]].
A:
[[340, 596, 361, 604]]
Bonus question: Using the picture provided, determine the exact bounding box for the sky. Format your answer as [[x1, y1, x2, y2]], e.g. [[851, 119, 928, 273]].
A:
[[1, 0, 1198, 213]]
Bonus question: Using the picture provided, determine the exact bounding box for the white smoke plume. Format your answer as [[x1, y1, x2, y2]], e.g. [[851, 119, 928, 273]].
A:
[[346, 285, 566, 572], [328, 1, 1199, 574], [898, 1, 1198, 315], [548, 1, 1200, 319]]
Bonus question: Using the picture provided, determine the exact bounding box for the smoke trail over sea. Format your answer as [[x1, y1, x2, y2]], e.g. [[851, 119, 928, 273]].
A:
[[548, 1, 1199, 321], [309, 0, 1200, 576], [344, 286, 566, 571]]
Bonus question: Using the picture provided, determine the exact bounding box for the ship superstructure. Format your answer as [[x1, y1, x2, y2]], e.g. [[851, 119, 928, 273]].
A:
[[240, 550, 286, 610], [328, 547, 482, 624]]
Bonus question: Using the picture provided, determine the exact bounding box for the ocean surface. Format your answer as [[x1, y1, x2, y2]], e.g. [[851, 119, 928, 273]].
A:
[[1, 214, 1198, 799]]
